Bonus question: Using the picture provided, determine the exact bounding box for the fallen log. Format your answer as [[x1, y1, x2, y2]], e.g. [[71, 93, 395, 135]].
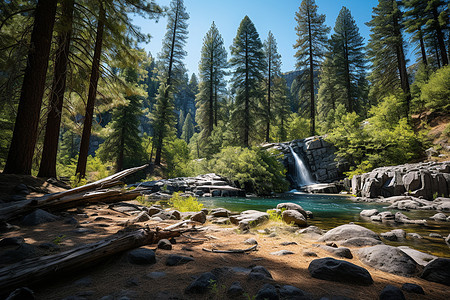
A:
[[202, 245, 258, 253], [0, 164, 148, 222], [0, 227, 179, 294]]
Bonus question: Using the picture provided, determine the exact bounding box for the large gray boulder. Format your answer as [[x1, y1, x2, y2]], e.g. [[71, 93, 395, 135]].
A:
[[397, 246, 437, 266], [357, 245, 421, 277], [308, 257, 373, 285], [421, 258, 450, 286], [318, 224, 380, 242], [361, 178, 382, 198], [281, 210, 307, 227], [276, 202, 308, 219], [229, 210, 269, 230]]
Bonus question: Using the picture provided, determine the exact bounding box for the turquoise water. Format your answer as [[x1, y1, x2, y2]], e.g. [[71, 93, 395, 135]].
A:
[[198, 192, 450, 257]]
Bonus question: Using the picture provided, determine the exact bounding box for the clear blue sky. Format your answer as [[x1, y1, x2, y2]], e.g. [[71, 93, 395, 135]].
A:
[[133, 0, 411, 75]]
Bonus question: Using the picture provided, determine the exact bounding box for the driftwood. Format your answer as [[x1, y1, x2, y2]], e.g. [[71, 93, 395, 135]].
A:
[[0, 164, 148, 222], [0, 227, 179, 293], [202, 245, 258, 253]]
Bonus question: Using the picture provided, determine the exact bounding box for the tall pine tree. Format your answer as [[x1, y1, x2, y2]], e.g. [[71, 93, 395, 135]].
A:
[[196, 22, 227, 140], [152, 0, 189, 165], [293, 0, 329, 136], [229, 16, 266, 147]]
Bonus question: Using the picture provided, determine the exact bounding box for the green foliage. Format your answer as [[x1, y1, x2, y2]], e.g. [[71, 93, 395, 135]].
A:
[[57, 155, 113, 186], [286, 113, 310, 141], [209, 147, 289, 195], [169, 192, 203, 212], [421, 66, 450, 112], [181, 112, 194, 143], [52, 234, 66, 245], [266, 208, 285, 222], [163, 138, 192, 178], [443, 123, 450, 138]]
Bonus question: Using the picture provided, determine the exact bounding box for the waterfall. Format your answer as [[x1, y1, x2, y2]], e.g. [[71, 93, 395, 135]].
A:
[[289, 146, 316, 187]]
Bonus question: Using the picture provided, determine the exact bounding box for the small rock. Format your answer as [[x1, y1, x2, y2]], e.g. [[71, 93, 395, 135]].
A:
[[248, 266, 273, 281], [326, 242, 337, 248], [185, 272, 217, 294], [339, 237, 383, 247], [270, 250, 294, 256], [244, 238, 258, 245], [127, 248, 156, 265], [0, 236, 25, 247], [210, 208, 231, 217], [381, 229, 406, 241], [21, 209, 59, 226], [170, 210, 181, 220], [429, 233, 442, 238], [279, 285, 309, 299], [401, 283, 424, 294], [318, 245, 353, 259], [255, 283, 278, 300], [64, 217, 79, 225], [227, 281, 244, 298], [280, 241, 297, 246], [190, 211, 206, 224], [379, 285, 405, 300], [308, 257, 373, 285], [5, 287, 35, 300], [302, 250, 318, 257], [407, 233, 423, 239], [421, 258, 450, 286], [148, 206, 162, 216], [146, 272, 166, 279], [430, 213, 447, 221], [166, 254, 194, 266], [157, 239, 172, 250], [360, 209, 379, 217], [306, 211, 314, 219]]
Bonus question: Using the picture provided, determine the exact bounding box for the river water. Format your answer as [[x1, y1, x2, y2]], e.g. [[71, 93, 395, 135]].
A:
[[198, 192, 450, 258]]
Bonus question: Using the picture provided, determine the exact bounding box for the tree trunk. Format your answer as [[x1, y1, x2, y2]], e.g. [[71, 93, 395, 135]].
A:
[[76, 3, 105, 178], [244, 32, 249, 147], [344, 30, 352, 112], [307, 8, 315, 136], [432, 6, 448, 66], [418, 27, 428, 66], [3, 0, 58, 175], [38, 0, 74, 178], [209, 54, 214, 135], [266, 51, 271, 143]]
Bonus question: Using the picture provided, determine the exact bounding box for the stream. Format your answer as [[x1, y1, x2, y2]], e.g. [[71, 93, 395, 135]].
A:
[[198, 192, 450, 258]]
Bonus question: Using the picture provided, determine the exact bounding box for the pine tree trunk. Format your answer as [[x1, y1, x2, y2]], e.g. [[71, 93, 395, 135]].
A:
[[3, 0, 58, 175], [117, 125, 124, 172], [209, 56, 214, 135], [418, 28, 428, 66], [432, 7, 448, 66], [214, 83, 218, 127], [266, 51, 271, 143], [76, 3, 105, 178], [307, 9, 315, 136], [344, 31, 352, 112], [38, 0, 74, 178], [244, 32, 250, 147]]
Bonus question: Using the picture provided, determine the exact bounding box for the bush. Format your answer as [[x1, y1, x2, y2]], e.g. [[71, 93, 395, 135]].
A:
[[169, 192, 203, 212], [422, 66, 450, 112]]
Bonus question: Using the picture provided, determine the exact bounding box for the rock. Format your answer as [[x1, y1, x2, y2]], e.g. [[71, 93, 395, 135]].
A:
[[248, 266, 273, 281], [381, 229, 406, 241], [398, 246, 437, 266], [407, 233, 422, 239], [133, 211, 151, 222], [270, 250, 294, 256], [394, 212, 427, 225], [379, 285, 405, 300], [230, 210, 269, 230], [21, 209, 59, 226], [437, 201, 450, 212], [127, 248, 156, 265], [210, 208, 230, 217], [446, 234, 450, 244], [5, 287, 35, 300], [401, 283, 425, 294], [185, 272, 217, 294], [244, 238, 258, 245], [339, 237, 383, 247], [360, 209, 379, 217], [148, 206, 162, 216], [255, 284, 278, 300], [378, 211, 395, 221], [305, 211, 314, 219], [279, 285, 310, 300], [72, 227, 95, 234], [317, 245, 353, 259], [308, 257, 373, 285], [361, 178, 382, 198], [297, 225, 323, 235], [0, 236, 24, 247], [280, 241, 297, 246], [64, 217, 79, 225], [170, 210, 181, 220], [145, 272, 166, 279], [13, 183, 30, 195], [318, 224, 380, 242], [157, 239, 172, 250], [357, 245, 421, 277], [302, 250, 318, 257], [430, 212, 447, 221], [190, 211, 206, 224], [0, 243, 37, 264], [282, 210, 307, 227], [165, 254, 194, 266], [227, 281, 244, 298], [429, 233, 442, 238], [421, 258, 450, 286], [276, 202, 307, 218]]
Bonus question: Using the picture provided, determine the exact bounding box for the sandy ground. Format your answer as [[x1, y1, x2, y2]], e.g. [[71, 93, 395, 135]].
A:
[[2, 200, 449, 300]]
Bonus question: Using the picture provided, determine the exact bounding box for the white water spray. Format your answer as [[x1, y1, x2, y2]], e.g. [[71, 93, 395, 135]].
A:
[[289, 146, 316, 187]]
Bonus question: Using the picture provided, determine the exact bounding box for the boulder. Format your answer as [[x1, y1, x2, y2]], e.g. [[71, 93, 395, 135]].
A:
[[229, 210, 269, 230], [379, 285, 405, 300], [0, 243, 37, 264], [397, 246, 437, 266], [185, 272, 217, 294], [394, 212, 427, 225], [361, 178, 382, 198], [339, 237, 383, 247], [255, 283, 278, 300], [227, 282, 244, 298], [270, 250, 294, 256], [147, 206, 162, 216], [360, 209, 379, 218], [276, 203, 307, 218], [21, 209, 59, 226], [421, 258, 450, 286], [248, 266, 273, 281], [381, 229, 406, 241], [403, 171, 421, 192], [165, 254, 194, 266], [401, 283, 425, 295], [190, 211, 206, 224], [430, 212, 447, 221], [378, 211, 395, 221], [210, 208, 231, 217], [279, 285, 310, 300], [127, 248, 156, 265], [357, 245, 421, 277], [308, 257, 373, 285], [157, 239, 172, 250], [318, 224, 380, 242], [317, 245, 353, 259], [281, 210, 307, 227]]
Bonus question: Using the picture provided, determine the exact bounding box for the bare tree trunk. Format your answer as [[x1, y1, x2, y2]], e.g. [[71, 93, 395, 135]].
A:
[[76, 2, 105, 178], [38, 0, 74, 178], [307, 8, 315, 136], [3, 0, 58, 175], [418, 28, 428, 66], [432, 6, 448, 66]]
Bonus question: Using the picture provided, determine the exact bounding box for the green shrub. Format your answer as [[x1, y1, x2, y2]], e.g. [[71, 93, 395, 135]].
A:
[[422, 65, 450, 112], [169, 192, 204, 212]]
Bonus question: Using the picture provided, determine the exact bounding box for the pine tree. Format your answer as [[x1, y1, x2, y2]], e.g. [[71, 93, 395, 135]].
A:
[[229, 16, 266, 147], [97, 68, 145, 172], [152, 0, 189, 165], [181, 112, 194, 143], [404, 0, 430, 66], [263, 31, 282, 143], [329, 6, 366, 113], [3, 0, 58, 175], [366, 0, 411, 112], [196, 22, 227, 140], [317, 55, 340, 133], [425, 0, 448, 66], [293, 0, 330, 136], [272, 77, 290, 142]]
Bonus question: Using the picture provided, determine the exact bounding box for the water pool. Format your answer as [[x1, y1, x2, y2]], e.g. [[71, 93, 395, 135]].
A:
[[198, 192, 450, 258]]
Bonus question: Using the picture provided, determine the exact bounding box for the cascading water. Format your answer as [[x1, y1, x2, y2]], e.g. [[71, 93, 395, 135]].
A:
[[289, 146, 316, 187]]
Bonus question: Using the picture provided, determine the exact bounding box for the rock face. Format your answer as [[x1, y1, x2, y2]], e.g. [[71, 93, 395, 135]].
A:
[[352, 161, 450, 200], [318, 224, 380, 242], [421, 258, 450, 286], [357, 245, 421, 277], [308, 257, 373, 285]]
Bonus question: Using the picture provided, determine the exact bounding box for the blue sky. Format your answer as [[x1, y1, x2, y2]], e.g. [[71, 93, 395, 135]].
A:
[[133, 0, 409, 75]]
